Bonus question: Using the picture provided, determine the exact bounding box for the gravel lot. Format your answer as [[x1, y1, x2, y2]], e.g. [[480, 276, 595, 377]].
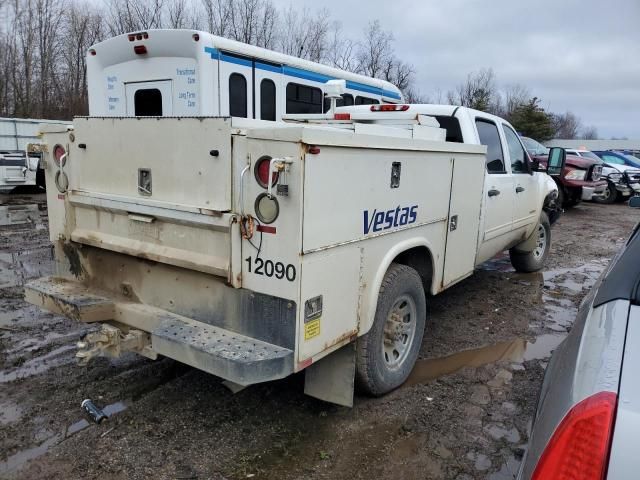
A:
[[1, 191, 639, 480]]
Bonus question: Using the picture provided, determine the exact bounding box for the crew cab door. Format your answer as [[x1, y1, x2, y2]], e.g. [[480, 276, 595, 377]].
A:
[[477, 119, 515, 242], [502, 125, 538, 232]]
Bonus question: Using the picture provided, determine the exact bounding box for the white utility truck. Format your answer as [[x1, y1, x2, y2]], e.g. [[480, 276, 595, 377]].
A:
[[24, 32, 564, 407]]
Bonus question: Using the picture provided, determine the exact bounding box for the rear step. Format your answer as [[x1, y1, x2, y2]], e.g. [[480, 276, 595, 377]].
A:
[[25, 277, 294, 385]]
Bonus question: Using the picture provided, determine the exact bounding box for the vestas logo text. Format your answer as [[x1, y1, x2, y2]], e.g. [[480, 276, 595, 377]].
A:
[[363, 205, 418, 234]]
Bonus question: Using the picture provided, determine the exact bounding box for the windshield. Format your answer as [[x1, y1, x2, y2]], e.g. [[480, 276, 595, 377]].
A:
[[578, 151, 601, 161], [623, 154, 640, 168], [521, 137, 549, 155]]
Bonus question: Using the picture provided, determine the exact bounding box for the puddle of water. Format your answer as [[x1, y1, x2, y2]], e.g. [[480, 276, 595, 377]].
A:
[[542, 260, 608, 294], [0, 400, 129, 475], [405, 334, 566, 386], [0, 247, 53, 288], [0, 345, 76, 383], [0, 434, 62, 475], [522, 334, 565, 362], [0, 402, 23, 425]]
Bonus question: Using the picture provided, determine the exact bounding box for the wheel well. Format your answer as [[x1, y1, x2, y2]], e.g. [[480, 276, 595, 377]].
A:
[[393, 246, 433, 294]]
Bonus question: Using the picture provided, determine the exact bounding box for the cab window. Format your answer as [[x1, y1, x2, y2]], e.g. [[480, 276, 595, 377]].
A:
[[476, 119, 505, 173], [503, 125, 528, 173], [601, 154, 625, 165]]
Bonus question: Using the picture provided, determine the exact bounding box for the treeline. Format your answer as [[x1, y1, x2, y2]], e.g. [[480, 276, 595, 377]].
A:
[[0, 0, 597, 140], [0, 0, 418, 119], [444, 68, 599, 141]]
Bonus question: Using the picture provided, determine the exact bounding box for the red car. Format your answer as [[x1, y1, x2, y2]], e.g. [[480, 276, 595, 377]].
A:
[[521, 137, 606, 207]]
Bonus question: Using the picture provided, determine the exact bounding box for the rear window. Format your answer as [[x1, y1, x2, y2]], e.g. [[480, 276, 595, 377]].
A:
[[134, 89, 162, 116], [286, 83, 322, 114], [229, 73, 248, 118], [355, 96, 379, 105]]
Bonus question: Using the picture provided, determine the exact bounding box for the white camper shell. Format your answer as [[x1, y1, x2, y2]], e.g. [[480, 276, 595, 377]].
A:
[[87, 29, 403, 119]]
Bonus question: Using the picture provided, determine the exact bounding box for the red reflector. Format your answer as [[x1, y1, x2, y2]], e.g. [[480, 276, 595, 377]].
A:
[[257, 225, 276, 234], [334, 113, 351, 120], [53, 144, 66, 167], [57, 194, 65, 200], [89, 49, 96, 56], [532, 391, 617, 480], [255, 157, 278, 188], [370, 104, 410, 112], [308, 146, 321, 154], [133, 45, 147, 55]]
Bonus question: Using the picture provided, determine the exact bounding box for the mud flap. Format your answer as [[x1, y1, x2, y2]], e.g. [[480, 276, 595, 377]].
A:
[[304, 343, 356, 407]]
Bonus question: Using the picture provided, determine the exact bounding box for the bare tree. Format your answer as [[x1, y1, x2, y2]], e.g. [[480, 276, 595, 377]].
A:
[[581, 125, 598, 140], [105, 0, 165, 36], [325, 21, 356, 71], [447, 68, 497, 112], [551, 111, 582, 139]]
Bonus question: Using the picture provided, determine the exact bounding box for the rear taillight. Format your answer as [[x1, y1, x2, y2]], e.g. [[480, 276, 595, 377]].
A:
[[532, 391, 617, 480], [334, 113, 350, 120], [53, 144, 66, 167], [255, 156, 278, 188], [370, 104, 410, 112]]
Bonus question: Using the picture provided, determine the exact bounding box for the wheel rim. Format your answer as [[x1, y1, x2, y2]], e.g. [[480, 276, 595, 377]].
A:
[[533, 223, 547, 259], [382, 295, 417, 370], [603, 185, 611, 200]]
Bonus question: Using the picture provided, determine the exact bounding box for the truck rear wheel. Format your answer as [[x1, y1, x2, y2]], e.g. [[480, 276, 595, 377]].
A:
[[509, 212, 551, 273], [356, 263, 426, 396]]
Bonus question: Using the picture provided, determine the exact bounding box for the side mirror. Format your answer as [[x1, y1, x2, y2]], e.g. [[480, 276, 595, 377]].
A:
[[546, 147, 566, 176], [630, 196, 640, 208]]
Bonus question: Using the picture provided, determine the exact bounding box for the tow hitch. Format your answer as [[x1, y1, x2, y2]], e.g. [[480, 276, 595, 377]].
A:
[[76, 323, 157, 364]]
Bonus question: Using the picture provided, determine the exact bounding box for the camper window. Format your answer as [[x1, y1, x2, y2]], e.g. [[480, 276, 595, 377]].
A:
[[134, 88, 163, 116], [260, 79, 276, 121], [286, 83, 323, 114], [229, 73, 248, 118]]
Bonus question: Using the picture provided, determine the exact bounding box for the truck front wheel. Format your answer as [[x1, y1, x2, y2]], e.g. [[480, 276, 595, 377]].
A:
[[509, 212, 551, 273], [356, 263, 426, 396]]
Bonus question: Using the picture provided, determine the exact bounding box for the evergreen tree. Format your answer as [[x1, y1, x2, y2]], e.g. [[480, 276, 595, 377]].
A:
[[509, 97, 555, 141]]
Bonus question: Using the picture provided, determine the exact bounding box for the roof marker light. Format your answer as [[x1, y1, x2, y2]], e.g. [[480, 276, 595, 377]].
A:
[[89, 49, 96, 56], [371, 104, 410, 112], [192, 33, 200, 42]]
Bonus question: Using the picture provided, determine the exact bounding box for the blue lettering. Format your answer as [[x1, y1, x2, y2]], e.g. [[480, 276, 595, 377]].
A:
[[363, 205, 419, 234]]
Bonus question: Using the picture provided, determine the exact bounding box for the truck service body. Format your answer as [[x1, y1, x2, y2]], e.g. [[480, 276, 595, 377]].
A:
[[25, 31, 561, 406]]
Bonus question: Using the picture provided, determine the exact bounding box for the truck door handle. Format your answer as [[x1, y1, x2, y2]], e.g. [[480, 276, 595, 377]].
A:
[[488, 189, 500, 197], [516, 186, 525, 193]]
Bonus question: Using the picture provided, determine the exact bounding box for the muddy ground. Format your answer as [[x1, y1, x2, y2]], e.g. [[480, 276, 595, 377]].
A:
[[1, 191, 639, 480]]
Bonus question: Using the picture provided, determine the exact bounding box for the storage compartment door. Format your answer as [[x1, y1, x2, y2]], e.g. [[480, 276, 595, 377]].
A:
[[442, 154, 485, 287]]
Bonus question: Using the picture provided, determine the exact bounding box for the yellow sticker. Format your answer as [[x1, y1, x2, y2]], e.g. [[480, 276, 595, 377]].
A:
[[304, 318, 321, 340]]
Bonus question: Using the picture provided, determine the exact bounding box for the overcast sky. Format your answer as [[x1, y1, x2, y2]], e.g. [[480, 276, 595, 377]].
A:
[[273, 0, 640, 139]]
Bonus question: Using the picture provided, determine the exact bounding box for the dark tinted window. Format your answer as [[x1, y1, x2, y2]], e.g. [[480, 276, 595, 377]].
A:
[[434, 115, 464, 143], [286, 83, 322, 114], [503, 125, 528, 173], [260, 79, 276, 121], [229, 73, 247, 118], [355, 96, 380, 105], [323, 93, 354, 113], [476, 119, 505, 173], [134, 88, 162, 116]]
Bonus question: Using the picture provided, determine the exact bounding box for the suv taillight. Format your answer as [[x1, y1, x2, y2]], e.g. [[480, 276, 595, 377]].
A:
[[532, 391, 617, 480]]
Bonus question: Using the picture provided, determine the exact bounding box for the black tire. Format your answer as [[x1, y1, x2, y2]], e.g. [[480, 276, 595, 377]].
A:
[[356, 263, 426, 396], [593, 181, 617, 204], [509, 212, 551, 273]]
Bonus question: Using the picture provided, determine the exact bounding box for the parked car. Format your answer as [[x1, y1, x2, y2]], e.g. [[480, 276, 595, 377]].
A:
[[517, 197, 640, 479], [522, 138, 606, 208], [565, 149, 640, 203], [591, 150, 640, 202]]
